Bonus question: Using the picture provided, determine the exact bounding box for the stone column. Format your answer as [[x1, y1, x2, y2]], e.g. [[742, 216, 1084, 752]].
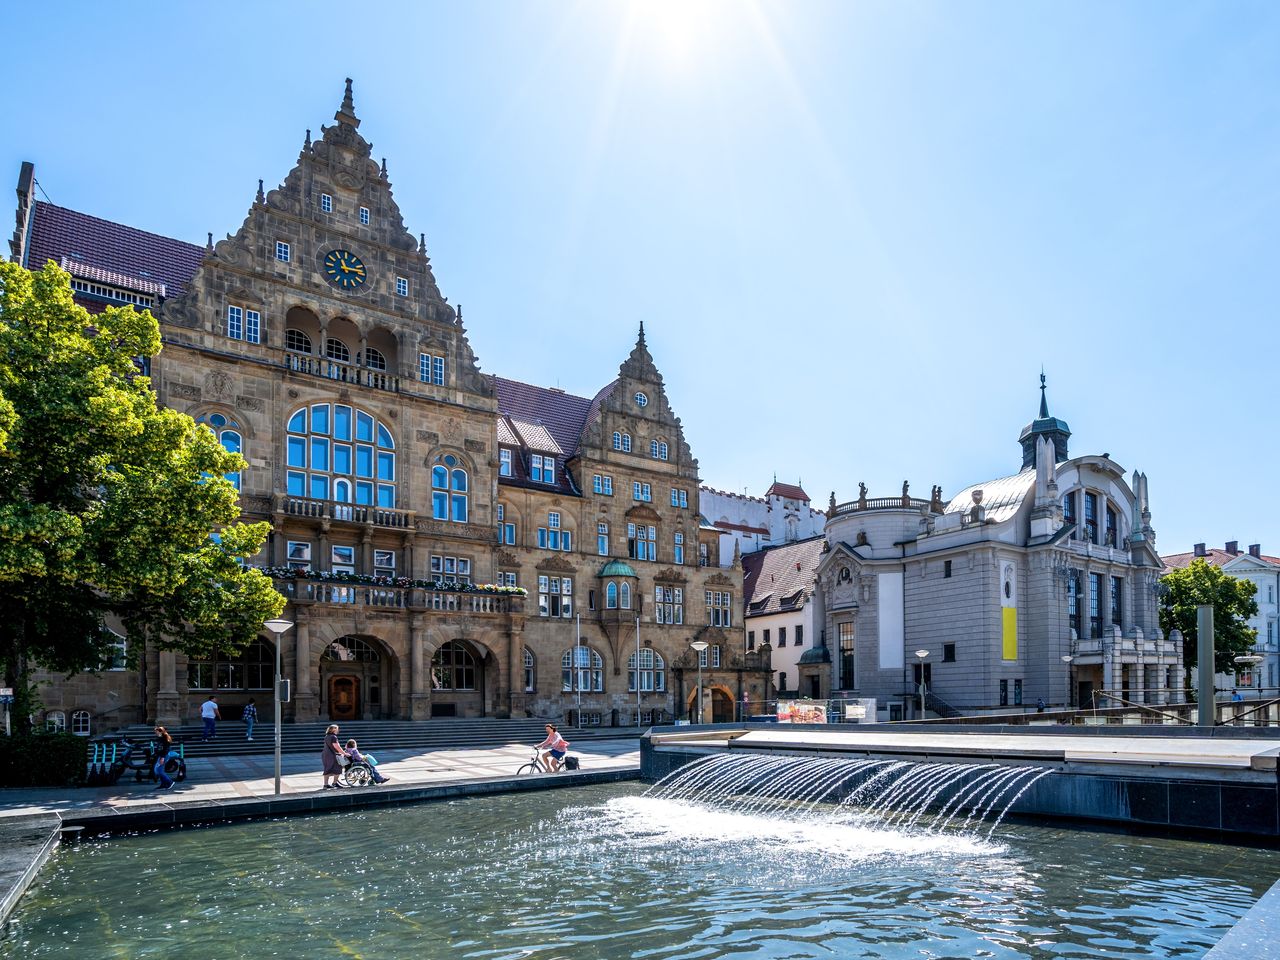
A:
[[155, 650, 181, 726], [293, 619, 319, 721], [409, 615, 430, 720], [502, 624, 522, 719], [359, 526, 373, 573]]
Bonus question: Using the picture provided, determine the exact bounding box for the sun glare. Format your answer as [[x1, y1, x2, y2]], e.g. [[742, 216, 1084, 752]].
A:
[[623, 0, 732, 73]]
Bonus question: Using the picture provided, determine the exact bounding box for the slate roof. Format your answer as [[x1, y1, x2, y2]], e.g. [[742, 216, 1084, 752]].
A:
[[493, 376, 600, 458], [25, 201, 204, 297], [765, 481, 810, 502], [741, 536, 825, 616], [943, 470, 1036, 525], [1162, 548, 1280, 572]]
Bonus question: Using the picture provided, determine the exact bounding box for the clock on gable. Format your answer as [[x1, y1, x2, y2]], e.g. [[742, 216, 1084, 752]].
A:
[[322, 249, 367, 290]]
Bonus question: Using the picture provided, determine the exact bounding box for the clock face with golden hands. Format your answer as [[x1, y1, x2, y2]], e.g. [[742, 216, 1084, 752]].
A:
[[323, 249, 367, 289]]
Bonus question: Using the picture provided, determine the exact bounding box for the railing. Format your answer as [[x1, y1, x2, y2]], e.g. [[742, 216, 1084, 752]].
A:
[[281, 496, 413, 529], [277, 577, 519, 615], [285, 353, 401, 393], [830, 496, 936, 517]]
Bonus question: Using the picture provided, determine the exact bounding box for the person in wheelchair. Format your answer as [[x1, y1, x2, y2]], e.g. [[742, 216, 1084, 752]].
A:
[[344, 738, 390, 784]]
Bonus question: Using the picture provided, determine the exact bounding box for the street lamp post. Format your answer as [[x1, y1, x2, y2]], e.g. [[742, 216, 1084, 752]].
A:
[[690, 640, 709, 724], [914, 649, 929, 720], [263, 618, 293, 796], [1062, 655, 1074, 709]]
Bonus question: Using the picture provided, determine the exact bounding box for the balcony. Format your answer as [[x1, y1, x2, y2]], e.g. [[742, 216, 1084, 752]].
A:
[[285, 353, 401, 393], [279, 495, 414, 529], [275, 576, 523, 616]]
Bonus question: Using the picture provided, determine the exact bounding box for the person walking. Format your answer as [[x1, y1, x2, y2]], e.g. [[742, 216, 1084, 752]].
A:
[[199, 695, 221, 742], [242, 698, 258, 741], [151, 726, 178, 791], [322, 723, 347, 789]]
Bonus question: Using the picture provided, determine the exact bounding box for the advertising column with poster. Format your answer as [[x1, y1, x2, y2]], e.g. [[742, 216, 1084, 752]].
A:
[[776, 700, 829, 724]]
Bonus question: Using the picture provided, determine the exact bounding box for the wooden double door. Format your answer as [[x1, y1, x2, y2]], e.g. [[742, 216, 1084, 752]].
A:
[[328, 675, 360, 721]]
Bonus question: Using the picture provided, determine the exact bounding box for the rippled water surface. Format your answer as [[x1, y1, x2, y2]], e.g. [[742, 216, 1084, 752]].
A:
[[4, 783, 1278, 959]]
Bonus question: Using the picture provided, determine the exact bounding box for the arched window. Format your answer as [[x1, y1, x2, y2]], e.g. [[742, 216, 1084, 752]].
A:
[[364, 348, 386, 370], [326, 338, 351, 363], [45, 711, 66, 732], [620, 581, 631, 609], [285, 403, 397, 507], [613, 432, 621, 450], [562, 646, 603, 692], [432, 641, 476, 690], [197, 413, 244, 491], [71, 710, 92, 736], [430, 455, 469, 523], [650, 439, 668, 460], [606, 581, 618, 609], [628, 648, 666, 692], [285, 329, 312, 354], [613, 431, 632, 452], [321, 637, 381, 662], [622, 433, 632, 453], [523, 647, 536, 692]]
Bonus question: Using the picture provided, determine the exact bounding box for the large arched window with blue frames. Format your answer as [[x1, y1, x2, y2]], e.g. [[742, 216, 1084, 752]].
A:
[[285, 403, 396, 507], [430, 454, 469, 522], [197, 413, 243, 491]]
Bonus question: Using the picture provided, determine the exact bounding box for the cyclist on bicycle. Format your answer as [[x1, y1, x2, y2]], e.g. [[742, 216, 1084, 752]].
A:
[[535, 723, 570, 772]]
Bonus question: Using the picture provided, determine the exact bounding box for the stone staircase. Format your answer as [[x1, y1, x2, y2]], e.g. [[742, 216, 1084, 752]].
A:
[[105, 718, 639, 759]]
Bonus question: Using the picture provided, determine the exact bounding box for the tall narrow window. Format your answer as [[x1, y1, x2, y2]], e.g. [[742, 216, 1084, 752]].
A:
[[396, 276, 408, 296], [598, 522, 609, 556], [673, 531, 684, 565], [838, 621, 855, 689], [1110, 576, 1123, 628], [1084, 493, 1098, 544], [500, 449, 512, 477], [1067, 570, 1082, 638], [1105, 507, 1118, 547], [226, 305, 242, 340], [1089, 572, 1102, 638]]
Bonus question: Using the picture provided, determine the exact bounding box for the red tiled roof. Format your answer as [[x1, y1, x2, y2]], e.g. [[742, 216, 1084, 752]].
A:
[[741, 536, 825, 614], [26, 202, 204, 297], [1162, 548, 1280, 571], [715, 520, 770, 536], [492, 376, 601, 458], [765, 481, 810, 502]]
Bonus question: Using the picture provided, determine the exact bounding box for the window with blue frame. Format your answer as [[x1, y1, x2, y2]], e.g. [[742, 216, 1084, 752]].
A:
[[197, 412, 244, 491], [430, 455, 469, 522], [285, 403, 396, 507]]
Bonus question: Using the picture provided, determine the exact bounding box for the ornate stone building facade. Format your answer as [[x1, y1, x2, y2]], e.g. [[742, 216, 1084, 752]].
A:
[[810, 379, 1181, 719], [9, 81, 753, 731]]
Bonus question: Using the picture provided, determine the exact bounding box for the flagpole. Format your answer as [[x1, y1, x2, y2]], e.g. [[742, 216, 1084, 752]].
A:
[[575, 613, 582, 728]]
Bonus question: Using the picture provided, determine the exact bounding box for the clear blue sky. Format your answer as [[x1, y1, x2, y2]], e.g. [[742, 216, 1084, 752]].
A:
[[5, 1, 1279, 556]]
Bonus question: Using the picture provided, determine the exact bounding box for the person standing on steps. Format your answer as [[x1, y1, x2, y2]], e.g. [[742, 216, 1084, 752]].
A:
[[199, 695, 221, 742], [322, 723, 347, 789], [242, 698, 258, 741]]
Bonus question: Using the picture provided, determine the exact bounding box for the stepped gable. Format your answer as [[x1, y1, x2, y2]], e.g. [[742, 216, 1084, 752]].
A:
[[493, 376, 596, 459], [24, 201, 204, 296], [742, 536, 825, 615]]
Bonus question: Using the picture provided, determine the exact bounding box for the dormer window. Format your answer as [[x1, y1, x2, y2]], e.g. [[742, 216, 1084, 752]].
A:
[[320, 194, 333, 213], [499, 448, 512, 477], [531, 455, 556, 484]]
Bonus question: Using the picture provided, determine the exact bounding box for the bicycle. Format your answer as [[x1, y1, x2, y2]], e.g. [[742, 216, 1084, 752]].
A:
[[516, 750, 547, 776]]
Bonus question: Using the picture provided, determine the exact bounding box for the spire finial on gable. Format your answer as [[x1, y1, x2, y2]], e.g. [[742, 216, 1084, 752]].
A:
[[637, 320, 646, 347], [304, 128, 311, 150], [206, 231, 213, 254], [1038, 367, 1050, 419], [381, 157, 388, 178], [335, 77, 360, 128], [419, 232, 427, 254], [256, 179, 265, 203]]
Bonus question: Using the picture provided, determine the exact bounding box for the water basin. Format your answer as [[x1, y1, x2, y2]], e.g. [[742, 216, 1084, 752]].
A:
[[3, 783, 1277, 959]]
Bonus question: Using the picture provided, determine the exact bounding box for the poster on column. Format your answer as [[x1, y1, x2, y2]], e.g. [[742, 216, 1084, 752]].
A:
[[776, 700, 828, 724]]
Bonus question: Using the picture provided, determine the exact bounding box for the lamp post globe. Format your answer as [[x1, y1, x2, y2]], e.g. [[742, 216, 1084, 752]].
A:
[[690, 640, 710, 725], [262, 619, 293, 796]]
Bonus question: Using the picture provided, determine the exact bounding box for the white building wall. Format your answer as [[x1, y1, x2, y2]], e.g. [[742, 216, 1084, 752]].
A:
[[700, 485, 826, 566]]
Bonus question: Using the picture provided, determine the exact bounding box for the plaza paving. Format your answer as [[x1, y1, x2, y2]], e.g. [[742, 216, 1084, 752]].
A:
[[0, 738, 642, 820]]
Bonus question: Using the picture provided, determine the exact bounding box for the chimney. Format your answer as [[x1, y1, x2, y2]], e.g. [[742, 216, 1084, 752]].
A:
[[1193, 543, 1206, 557], [1250, 544, 1262, 558], [1226, 541, 1239, 555]]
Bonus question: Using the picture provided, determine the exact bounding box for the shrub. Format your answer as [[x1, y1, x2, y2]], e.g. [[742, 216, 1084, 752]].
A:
[[0, 732, 88, 787]]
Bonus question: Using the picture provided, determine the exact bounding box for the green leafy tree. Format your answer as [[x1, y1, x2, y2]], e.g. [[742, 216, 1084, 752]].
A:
[[1159, 559, 1259, 676], [0, 261, 284, 727]]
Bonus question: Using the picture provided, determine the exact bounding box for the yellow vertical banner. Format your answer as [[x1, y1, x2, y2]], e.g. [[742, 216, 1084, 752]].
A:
[[1002, 606, 1017, 660]]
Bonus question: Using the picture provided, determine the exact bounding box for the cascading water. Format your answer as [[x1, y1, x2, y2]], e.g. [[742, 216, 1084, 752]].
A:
[[645, 753, 1053, 842]]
